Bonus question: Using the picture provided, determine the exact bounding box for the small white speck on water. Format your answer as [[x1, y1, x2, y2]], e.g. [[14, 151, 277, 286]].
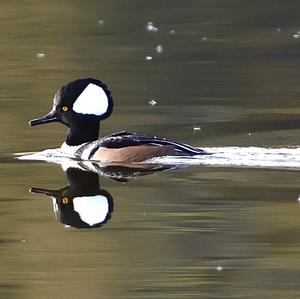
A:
[[21, 239, 27, 243], [98, 19, 104, 25], [201, 36, 208, 41], [145, 56, 153, 61], [297, 195, 300, 203], [36, 53, 45, 58], [293, 34, 300, 39], [64, 225, 71, 228], [155, 45, 163, 53], [169, 29, 176, 35], [276, 28, 281, 32], [248, 132, 252, 136], [216, 266, 223, 272], [146, 21, 158, 32], [193, 124, 202, 131], [148, 99, 157, 106]]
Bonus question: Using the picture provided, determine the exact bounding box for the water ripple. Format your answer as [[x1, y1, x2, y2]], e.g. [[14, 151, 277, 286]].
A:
[[153, 147, 300, 169]]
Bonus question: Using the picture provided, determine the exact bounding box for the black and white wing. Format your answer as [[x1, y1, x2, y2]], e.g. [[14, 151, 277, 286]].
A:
[[83, 131, 208, 158]]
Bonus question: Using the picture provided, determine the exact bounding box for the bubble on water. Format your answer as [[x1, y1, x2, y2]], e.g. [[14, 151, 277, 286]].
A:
[[146, 21, 158, 32], [36, 53, 45, 58], [169, 29, 176, 35], [293, 34, 300, 39], [155, 45, 163, 53], [145, 56, 153, 61], [216, 266, 223, 272], [98, 19, 104, 25], [148, 99, 157, 106]]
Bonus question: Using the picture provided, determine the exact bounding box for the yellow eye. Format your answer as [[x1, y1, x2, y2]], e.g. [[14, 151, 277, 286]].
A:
[[62, 197, 69, 204], [62, 106, 68, 112]]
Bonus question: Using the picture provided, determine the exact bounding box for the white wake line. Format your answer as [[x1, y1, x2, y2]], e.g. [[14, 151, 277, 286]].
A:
[[16, 147, 300, 169], [152, 147, 300, 169]]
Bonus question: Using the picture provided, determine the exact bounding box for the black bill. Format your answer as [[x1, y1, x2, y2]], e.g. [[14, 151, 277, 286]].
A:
[[29, 110, 58, 126], [29, 187, 58, 197]]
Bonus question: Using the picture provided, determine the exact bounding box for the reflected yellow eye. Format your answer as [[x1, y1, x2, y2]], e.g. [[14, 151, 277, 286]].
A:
[[62, 106, 68, 112], [62, 197, 69, 204]]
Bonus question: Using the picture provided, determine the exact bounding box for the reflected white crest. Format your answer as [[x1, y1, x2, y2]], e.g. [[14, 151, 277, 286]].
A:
[[73, 195, 109, 226], [73, 83, 109, 116]]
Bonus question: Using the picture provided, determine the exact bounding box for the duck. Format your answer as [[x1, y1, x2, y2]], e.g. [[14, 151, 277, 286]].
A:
[[29, 78, 207, 162]]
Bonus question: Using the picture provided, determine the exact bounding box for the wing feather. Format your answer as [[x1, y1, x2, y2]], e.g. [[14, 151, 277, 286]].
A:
[[95, 132, 207, 155]]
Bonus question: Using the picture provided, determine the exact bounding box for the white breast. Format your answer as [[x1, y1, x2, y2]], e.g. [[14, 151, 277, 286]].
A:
[[61, 142, 83, 155]]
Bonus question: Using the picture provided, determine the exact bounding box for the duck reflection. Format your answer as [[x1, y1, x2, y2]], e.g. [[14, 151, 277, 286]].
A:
[[30, 161, 174, 229], [70, 160, 174, 182], [30, 167, 113, 229]]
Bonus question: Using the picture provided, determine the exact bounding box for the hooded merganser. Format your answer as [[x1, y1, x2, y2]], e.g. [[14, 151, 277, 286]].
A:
[[29, 78, 207, 162]]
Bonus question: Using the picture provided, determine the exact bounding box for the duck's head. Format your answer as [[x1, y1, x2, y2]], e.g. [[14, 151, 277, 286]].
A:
[[30, 78, 113, 127], [29, 78, 113, 145]]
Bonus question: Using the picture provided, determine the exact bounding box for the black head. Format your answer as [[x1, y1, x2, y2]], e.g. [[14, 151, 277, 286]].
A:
[[29, 78, 113, 145], [30, 168, 114, 229]]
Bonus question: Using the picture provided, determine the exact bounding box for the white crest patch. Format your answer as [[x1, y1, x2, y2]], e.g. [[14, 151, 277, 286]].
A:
[[73, 83, 109, 116], [73, 195, 109, 226]]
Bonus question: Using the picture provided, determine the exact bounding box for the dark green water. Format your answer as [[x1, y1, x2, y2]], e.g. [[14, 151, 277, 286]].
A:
[[2, 1, 300, 298]]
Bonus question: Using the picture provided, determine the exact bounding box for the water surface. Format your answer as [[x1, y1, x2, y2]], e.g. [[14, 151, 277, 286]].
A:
[[2, 1, 300, 298]]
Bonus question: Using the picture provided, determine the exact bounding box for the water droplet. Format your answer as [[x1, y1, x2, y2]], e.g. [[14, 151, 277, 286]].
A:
[[155, 45, 163, 53], [146, 21, 158, 32], [145, 56, 153, 61], [36, 53, 45, 58], [148, 99, 157, 106]]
